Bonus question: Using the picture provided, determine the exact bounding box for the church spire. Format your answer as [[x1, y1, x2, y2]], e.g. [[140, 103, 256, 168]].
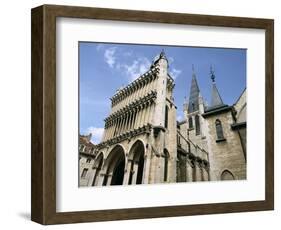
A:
[[209, 66, 224, 108], [188, 65, 200, 113]]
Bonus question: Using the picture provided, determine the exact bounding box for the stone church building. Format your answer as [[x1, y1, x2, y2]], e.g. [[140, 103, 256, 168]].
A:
[[79, 51, 246, 187]]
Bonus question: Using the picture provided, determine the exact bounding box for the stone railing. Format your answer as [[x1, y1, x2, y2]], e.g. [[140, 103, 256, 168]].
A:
[[104, 90, 157, 127], [110, 67, 159, 106], [96, 124, 153, 149]]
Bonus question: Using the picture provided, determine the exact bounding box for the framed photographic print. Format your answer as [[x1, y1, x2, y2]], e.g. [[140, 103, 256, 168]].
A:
[[31, 4, 274, 225]]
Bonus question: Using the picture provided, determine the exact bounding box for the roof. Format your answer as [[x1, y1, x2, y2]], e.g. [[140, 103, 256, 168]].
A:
[[79, 134, 95, 147], [206, 67, 227, 111], [188, 72, 200, 113], [210, 83, 224, 107]]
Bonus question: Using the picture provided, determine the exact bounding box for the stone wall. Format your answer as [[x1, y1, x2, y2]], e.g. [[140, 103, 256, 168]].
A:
[[204, 110, 246, 181]]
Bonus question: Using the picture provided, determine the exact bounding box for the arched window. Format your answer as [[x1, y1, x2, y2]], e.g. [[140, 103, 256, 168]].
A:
[[86, 158, 91, 163], [81, 168, 88, 179], [221, 170, 235, 180], [164, 105, 169, 128], [163, 149, 169, 182], [188, 117, 193, 129], [215, 119, 224, 140], [195, 115, 200, 135]]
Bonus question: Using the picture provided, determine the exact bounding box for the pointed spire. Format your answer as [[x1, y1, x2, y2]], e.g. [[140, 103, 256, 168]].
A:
[[160, 49, 167, 59], [152, 49, 168, 67], [210, 65, 216, 82], [209, 66, 224, 108], [188, 65, 200, 113]]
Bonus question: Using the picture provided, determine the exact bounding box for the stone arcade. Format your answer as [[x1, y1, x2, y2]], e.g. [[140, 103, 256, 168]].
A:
[[79, 51, 246, 186]]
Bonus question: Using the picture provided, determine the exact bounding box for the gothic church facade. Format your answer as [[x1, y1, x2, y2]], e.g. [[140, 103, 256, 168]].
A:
[[79, 51, 246, 186]]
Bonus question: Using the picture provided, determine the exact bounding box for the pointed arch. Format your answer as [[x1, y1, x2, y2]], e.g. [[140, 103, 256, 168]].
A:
[[102, 145, 126, 186], [91, 153, 104, 186], [221, 170, 235, 180], [128, 140, 145, 185]]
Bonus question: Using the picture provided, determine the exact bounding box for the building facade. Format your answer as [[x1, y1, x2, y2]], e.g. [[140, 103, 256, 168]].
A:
[[178, 67, 246, 182], [79, 51, 246, 186]]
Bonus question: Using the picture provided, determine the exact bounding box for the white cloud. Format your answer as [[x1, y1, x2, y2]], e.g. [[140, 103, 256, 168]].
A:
[[120, 57, 151, 82], [124, 51, 133, 57], [170, 68, 182, 80], [86, 127, 104, 144], [168, 56, 174, 64], [104, 47, 117, 68], [96, 44, 104, 51]]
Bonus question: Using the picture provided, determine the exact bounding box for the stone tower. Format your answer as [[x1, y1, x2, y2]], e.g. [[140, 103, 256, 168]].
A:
[[79, 51, 178, 186], [202, 67, 246, 180], [177, 66, 210, 183], [183, 66, 208, 147]]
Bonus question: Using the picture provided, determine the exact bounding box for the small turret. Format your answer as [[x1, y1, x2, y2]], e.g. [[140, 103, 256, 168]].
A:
[[152, 49, 169, 68], [209, 66, 225, 109]]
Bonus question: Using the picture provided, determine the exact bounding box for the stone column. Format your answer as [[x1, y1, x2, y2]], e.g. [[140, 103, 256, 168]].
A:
[[123, 159, 132, 185], [145, 103, 151, 124], [131, 162, 139, 185], [136, 107, 142, 128], [106, 126, 110, 141], [186, 160, 193, 182], [138, 83, 142, 97], [139, 105, 145, 127], [142, 154, 150, 184], [112, 119, 117, 137], [118, 116, 123, 135], [134, 110, 138, 129], [106, 173, 113, 186], [149, 77, 153, 91], [134, 111, 138, 129], [118, 95, 122, 111], [125, 112, 131, 131], [93, 170, 100, 186], [97, 173, 105, 186], [149, 103, 155, 125], [110, 121, 114, 139], [87, 168, 97, 186], [117, 116, 122, 135], [142, 105, 147, 126], [116, 117, 121, 136], [143, 79, 148, 95], [127, 90, 132, 105], [202, 167, 209, 181], [129, 84, 138, 103], [113, 118, 118, 137], [120, 116, 124, 134], [128, 111, 133, 130], [195, 161, 202, 182], [129, 111, 134, 130], [133, 109, 138, 129]]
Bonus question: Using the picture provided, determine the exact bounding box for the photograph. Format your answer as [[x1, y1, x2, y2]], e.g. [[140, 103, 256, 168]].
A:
[[30, 4, 274, 224], [78, 42, 247, 187]]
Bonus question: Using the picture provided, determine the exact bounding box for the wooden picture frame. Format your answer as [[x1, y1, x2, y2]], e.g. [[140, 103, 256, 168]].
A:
[[31, 4, 274, 225]]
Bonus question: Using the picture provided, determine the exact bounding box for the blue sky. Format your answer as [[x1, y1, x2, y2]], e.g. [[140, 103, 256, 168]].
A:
[[79, 42, 246, 144]]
